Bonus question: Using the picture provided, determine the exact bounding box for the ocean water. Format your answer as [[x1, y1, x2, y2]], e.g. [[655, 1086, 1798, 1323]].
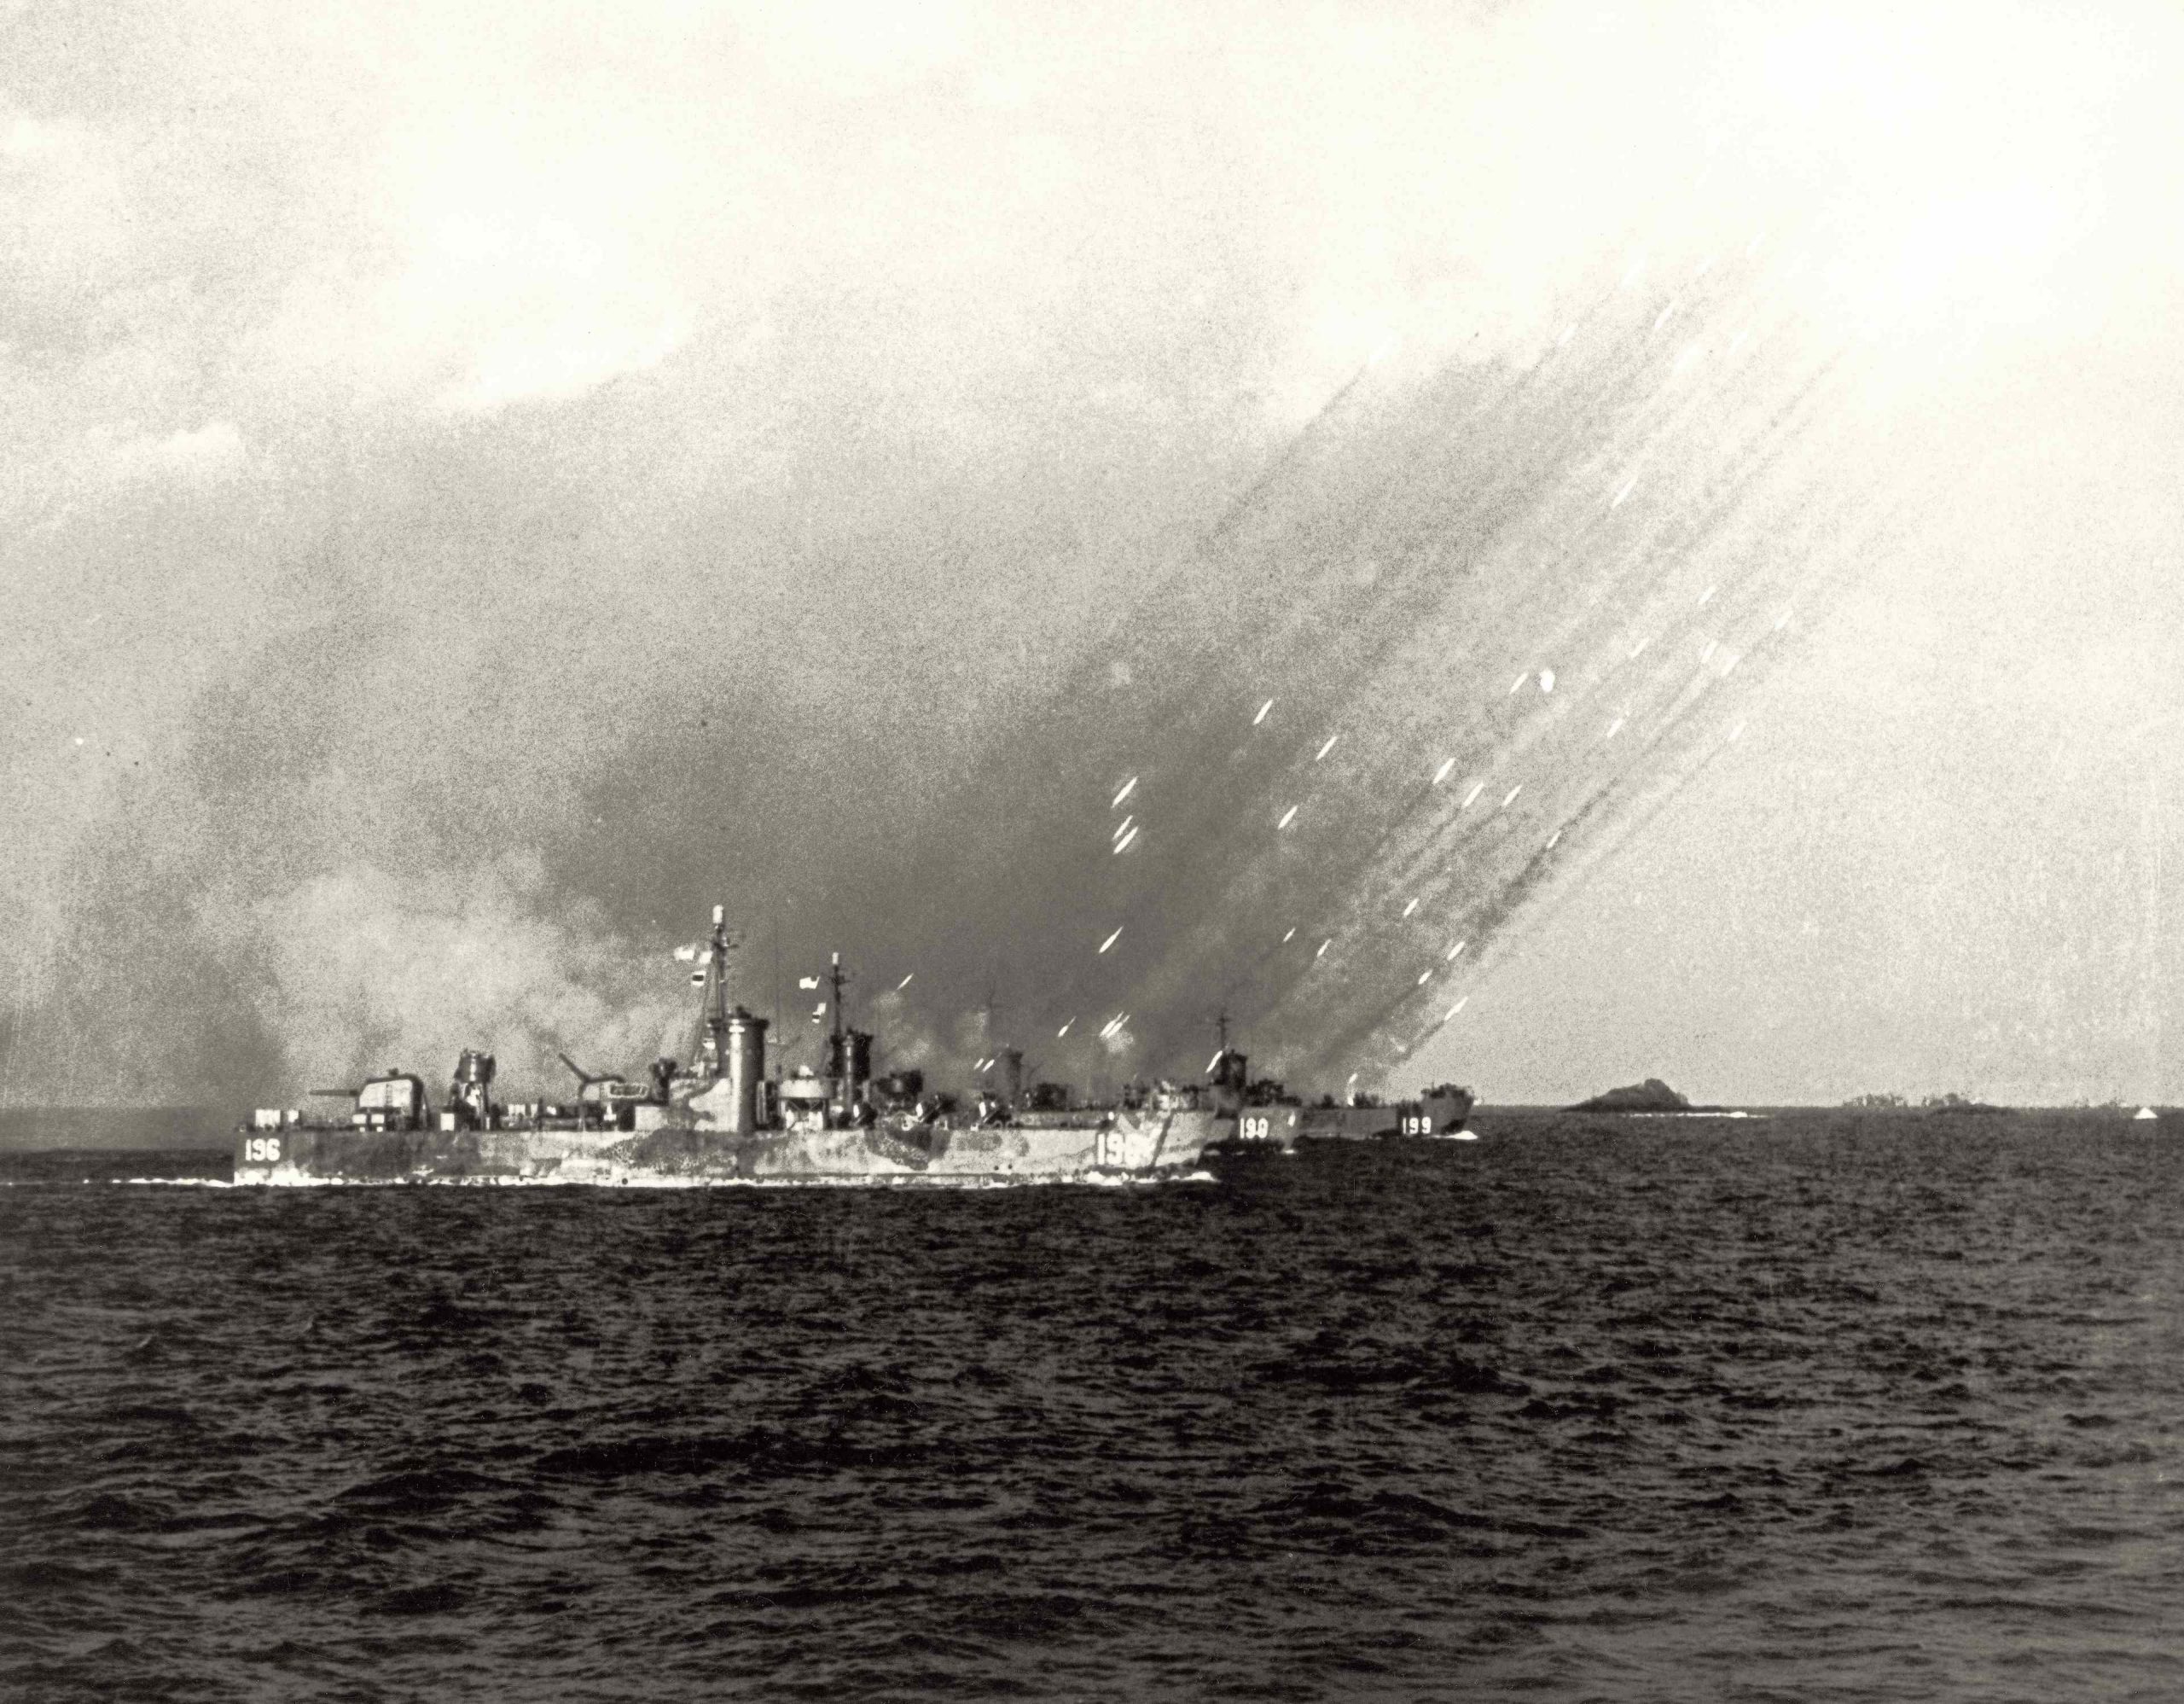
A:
[[3, 1110, 2181, 1701]]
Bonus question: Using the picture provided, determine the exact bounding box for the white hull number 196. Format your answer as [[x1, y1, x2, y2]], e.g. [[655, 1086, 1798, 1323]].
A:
[[243, 1137, 282, 1164]]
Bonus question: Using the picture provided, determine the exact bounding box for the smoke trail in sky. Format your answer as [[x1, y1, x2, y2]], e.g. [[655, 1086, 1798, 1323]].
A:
[[855, 224, 1933, 1093]]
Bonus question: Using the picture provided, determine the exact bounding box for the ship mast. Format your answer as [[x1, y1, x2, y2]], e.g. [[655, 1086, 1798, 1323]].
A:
[[688, 905, 741, 1083], [828, 951, 849, 1049]]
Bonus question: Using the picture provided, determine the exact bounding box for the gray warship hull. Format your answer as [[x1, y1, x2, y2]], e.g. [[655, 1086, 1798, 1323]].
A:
[[1227, 1086, 1475, 1149], [232, 1106, 1223, 1187]]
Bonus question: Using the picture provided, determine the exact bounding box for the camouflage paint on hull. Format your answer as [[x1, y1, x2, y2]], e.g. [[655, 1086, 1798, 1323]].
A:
[[232, 1108, 1224, 1186]]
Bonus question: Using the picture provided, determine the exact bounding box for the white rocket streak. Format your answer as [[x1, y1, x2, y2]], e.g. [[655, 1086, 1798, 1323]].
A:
[[1402, 898, 1419, 918], [1699, 584, 1717, 607], [1099, 928, 1122, 953], [1057, 1020, 1072, 1038], [1612, 476, 1637, 508], [896, 974, 914, 990], [1112, 814, 1134, 840], [1461, 782, 1484, 808], [1446, 940, 1467, 960], [1316, 939, 1331, 959], [1253, 698, 1274, 726], [1315, 735, 1339, 760], [1206, 1051, 1224, 1073], [1416, 970, 1432, 986], [1277, 805, 1298, 829], [1509, 672, 1530, 695], [1606, 716, 1626, 739], [1433, 758, 1455, 784], [1112, 826, 1139, 853], [1281, 927, 1297, 943], [1444, 997, 1468, 1021], [1112, 776, 1137, 808], [1501, 783, 1524, 809], [1547, 829, 1562, 849]]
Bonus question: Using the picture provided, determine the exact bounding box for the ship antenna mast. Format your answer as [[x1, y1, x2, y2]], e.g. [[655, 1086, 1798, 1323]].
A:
[[828, 951, 849, 1044], [688, 904, 742, 1079]]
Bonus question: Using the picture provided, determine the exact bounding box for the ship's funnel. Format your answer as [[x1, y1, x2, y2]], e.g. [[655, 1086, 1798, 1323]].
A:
[[724, 1008, 768, 1135]]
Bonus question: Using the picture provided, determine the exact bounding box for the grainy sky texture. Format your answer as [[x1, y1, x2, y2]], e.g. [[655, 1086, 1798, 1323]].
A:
[[4, 0, 2181, 1107]]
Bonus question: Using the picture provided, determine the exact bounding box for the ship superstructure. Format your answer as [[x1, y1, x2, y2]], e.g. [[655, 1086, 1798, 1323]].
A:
[[235, 906, 1230, 1185]]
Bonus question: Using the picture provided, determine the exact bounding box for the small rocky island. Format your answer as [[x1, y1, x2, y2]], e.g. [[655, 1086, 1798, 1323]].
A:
[[1571, 1078, 1691, 1113]]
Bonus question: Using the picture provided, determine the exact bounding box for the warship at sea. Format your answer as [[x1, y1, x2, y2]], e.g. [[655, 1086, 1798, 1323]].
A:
[[234, 908, 1472, 1186]]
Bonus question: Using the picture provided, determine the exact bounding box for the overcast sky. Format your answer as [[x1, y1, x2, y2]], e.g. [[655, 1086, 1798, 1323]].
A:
[[5, 0, 2182, 1107]]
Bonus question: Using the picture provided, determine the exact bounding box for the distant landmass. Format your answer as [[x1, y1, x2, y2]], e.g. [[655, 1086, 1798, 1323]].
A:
[[1571, 1079, 1692, 1113]]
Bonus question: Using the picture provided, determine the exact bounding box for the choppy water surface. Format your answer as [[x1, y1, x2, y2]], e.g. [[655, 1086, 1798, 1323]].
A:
[[4, 1110, 2182, 1701]]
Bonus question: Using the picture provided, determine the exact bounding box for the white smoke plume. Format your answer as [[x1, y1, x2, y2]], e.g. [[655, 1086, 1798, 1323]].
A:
[[220, 858, 682, 1100]]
